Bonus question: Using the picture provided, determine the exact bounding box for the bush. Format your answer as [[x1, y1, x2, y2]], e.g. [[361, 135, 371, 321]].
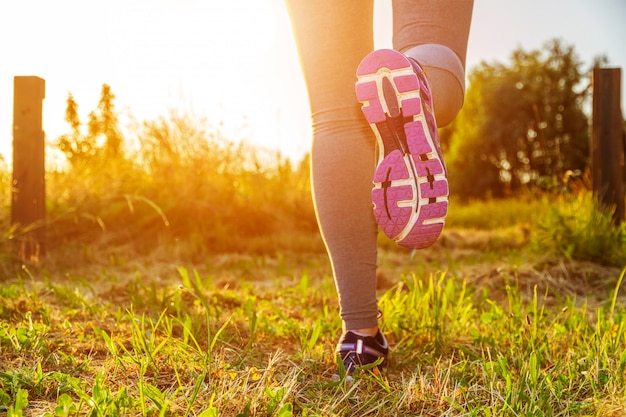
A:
[[532, 191, 626, 267], [0, 83, 318, 262]]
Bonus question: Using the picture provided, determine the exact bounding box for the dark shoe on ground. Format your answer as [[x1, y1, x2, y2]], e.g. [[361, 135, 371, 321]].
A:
[[335, 330, 389, 380]]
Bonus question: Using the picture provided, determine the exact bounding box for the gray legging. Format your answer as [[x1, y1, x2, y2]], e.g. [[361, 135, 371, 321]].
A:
[[286, 0, 474, 330]]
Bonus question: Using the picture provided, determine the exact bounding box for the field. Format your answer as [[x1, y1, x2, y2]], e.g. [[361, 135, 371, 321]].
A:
[[2, 109, 626, 415], [2, 194, 626, 416]]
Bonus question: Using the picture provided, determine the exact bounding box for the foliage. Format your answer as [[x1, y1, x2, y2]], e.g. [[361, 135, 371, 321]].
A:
[[2, 38, 626, 417], [2, 73, 624, 269], [2, 76, 626, 414], [133, 111, 316, 252], [446, 39, 594, 200], [56, 84, 124, 167], [532, 191, 626, 267], [45, 86, 318, 258]]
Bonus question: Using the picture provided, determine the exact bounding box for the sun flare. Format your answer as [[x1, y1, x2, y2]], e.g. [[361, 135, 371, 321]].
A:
[[0, 0, 312, 163]]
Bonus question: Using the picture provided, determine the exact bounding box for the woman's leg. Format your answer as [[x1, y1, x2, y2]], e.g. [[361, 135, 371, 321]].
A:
[[286, 0, 380, 331], [392, 0, 474, 126]]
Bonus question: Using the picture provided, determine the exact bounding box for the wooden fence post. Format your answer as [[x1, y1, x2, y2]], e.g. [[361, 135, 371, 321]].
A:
[[11, 76, 46, 262], [591, 68, 624, 225]]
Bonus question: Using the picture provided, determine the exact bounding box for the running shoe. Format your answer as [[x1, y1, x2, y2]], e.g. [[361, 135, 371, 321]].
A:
[[356, 49, 448, 249], [335, 330, 389, 379]]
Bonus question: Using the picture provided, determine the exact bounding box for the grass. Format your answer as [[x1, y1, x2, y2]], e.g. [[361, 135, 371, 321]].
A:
[[2, 103, 626, 415], [0, 242, 625, 416], [3, 169, 626, 415]]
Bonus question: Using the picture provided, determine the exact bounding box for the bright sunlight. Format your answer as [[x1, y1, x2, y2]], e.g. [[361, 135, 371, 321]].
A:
[[0, 0, 311, 163]]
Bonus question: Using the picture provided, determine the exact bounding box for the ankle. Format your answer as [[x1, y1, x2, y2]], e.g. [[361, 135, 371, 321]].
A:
[[350, 326, 379, 337]]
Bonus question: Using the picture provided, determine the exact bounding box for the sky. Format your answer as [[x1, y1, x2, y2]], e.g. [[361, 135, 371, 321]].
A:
[[1, 0, 625, 166]]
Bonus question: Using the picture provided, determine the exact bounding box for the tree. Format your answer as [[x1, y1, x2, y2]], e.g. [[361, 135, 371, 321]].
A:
[[446, 39, 592, 199]]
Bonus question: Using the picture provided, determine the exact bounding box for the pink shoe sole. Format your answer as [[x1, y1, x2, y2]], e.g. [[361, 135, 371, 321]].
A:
[[356, 49, 448, 249]]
